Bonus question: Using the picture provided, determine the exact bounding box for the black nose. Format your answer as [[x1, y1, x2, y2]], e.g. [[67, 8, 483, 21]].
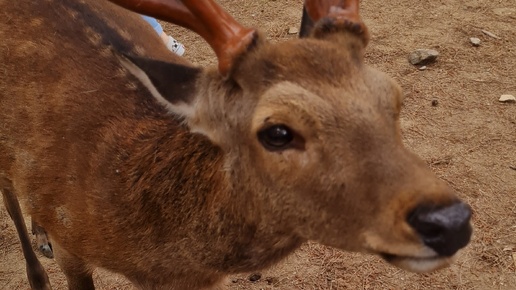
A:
[[408, 201, 472, 256]]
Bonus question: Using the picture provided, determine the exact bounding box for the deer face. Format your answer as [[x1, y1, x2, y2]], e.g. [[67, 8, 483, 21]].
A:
[[118, 1, 471, 274], [232, 35, 470, 273]]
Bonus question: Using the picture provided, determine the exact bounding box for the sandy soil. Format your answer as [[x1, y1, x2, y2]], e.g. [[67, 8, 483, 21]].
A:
[[1, 0, 515, 289]]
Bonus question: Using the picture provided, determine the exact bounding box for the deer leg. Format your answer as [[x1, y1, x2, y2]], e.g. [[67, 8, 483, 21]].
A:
[[51, 241, 95, 290], [0, 180, 52, 290], [31, 218, 54, 258]]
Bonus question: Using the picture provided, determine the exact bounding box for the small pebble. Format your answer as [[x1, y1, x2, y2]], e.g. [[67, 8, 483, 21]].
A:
[[419, 66, 427, 71], [408, 49, 439, 65], [249, 273, 262, 282], [469, 37, 481, 46], [431, 100, 439, 107], [288, 27, 299, 35], [499, 94, 516, 103]]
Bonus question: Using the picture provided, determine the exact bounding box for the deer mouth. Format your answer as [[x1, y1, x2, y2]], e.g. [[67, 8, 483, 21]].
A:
[[380, 252, 454, 273]]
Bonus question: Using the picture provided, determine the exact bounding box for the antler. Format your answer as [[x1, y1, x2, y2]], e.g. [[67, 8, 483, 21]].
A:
[[108, 0, 257, 76], [303, 0, 369, 45]]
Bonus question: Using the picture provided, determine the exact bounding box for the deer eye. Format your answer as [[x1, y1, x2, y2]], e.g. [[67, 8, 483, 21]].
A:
[[258, 124, 294, 151]]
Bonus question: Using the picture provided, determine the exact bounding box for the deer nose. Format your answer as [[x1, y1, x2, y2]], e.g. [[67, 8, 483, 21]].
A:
[[408, 201, 472, 256]]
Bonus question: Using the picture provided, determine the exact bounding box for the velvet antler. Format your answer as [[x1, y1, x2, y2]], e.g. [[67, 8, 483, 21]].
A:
[[303, 0, 369, 45]]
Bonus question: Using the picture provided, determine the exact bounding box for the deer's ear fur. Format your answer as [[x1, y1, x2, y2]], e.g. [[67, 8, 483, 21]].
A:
[[299, 6, 314, 38], [117, 53, 201, 119]]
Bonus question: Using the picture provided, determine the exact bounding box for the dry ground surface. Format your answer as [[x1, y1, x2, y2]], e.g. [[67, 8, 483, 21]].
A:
[[1, 0, 515, 289]]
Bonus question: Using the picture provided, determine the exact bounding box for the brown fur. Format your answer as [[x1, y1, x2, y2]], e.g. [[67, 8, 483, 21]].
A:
[[1, 0, 470, 289]]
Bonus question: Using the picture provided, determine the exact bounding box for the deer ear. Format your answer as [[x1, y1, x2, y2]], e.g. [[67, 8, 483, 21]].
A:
[[299, 5, 314, 38], [117, 53, 201, 118]]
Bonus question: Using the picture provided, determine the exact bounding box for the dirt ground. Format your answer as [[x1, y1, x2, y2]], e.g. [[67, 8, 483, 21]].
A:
[[1, 0, 515, 289]]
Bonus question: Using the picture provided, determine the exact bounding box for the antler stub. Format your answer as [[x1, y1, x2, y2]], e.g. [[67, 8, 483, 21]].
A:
[[304, 0, 369, 45]]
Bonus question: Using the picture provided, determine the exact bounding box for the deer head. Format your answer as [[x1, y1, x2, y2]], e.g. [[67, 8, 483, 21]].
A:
[[111, 0, 471, 273]]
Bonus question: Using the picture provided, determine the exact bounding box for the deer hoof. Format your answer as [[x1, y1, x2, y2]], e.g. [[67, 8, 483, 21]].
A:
[[39, 243, 54, 259]]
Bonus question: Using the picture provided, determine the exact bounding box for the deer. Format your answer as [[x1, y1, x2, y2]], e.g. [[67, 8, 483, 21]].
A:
[[0, 0, 473, 289]]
